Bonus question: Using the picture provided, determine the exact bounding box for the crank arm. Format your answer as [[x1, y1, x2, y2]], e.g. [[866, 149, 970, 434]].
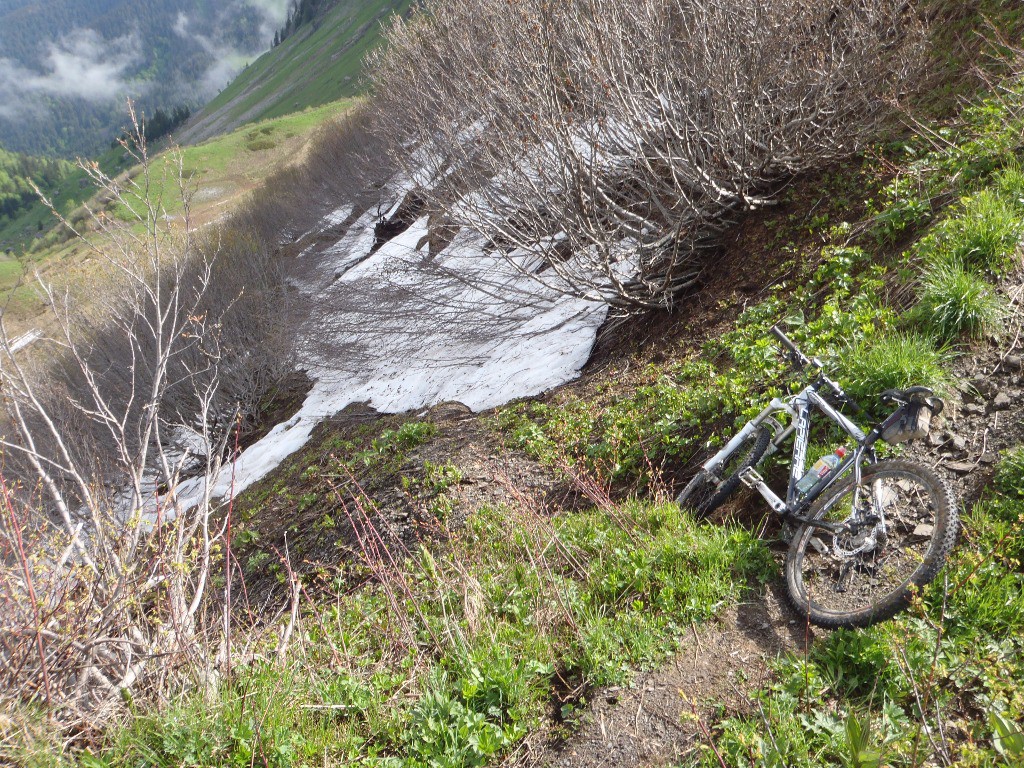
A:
[[738, 467, 787, 514]]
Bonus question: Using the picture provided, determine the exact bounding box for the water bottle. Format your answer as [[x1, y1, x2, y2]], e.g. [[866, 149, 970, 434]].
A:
[[796, 447, 847, 495]]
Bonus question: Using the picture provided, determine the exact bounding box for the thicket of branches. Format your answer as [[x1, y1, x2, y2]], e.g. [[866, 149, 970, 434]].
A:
[[0, 111, 294, 732], [0, 92, 402, 743], [371, 0, 926, 309], [236, 103, 392, 245]]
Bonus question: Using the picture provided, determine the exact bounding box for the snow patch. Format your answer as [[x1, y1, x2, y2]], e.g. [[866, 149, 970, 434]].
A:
[[171, 205, 608, 507]]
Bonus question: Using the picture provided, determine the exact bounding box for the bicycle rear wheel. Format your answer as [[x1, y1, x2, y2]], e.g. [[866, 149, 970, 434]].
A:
[[785, 459, 959, 628], [676, 426, 772, 517]]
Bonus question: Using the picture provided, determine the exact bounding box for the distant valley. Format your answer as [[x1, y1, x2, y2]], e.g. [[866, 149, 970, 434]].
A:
[[0, 0, 290, 156]]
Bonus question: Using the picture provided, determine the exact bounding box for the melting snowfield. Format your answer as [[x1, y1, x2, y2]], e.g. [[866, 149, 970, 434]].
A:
[[181, 203, 609, 503]]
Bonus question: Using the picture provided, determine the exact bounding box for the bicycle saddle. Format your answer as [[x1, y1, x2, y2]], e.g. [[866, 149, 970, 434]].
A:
[[881, 386, 944, 415]]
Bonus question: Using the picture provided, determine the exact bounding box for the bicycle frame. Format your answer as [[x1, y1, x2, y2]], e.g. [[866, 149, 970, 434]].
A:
[[700, 382, 873, 525]]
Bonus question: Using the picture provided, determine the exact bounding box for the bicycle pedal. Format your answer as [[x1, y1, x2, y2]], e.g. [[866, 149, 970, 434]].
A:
[[738, 467, 764, 489]]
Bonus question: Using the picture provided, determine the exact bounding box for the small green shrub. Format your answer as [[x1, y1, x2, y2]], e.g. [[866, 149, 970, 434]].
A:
[[913, 258, 1005, 340], [995, 446, 1024, 500], [498, 364, 736, 481], [386, 420, 438, 450], [837, 332, 955, 402], [869, 174, 933, 244], [405, 670, 526, 768], [246, 138, 277, 152]]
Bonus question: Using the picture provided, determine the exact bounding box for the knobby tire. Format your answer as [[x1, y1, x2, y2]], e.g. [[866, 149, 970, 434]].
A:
[[785, 459, 959, 628]]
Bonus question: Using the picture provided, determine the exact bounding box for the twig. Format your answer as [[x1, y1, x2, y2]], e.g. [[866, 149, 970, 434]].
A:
[[689, 696, 728, 768]]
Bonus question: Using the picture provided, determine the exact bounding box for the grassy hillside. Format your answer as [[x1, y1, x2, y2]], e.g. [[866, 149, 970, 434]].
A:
[[0, 149, 75, 251], [26, 76, 1024, 764], [120, 99, 357, 225], [179, 0, 409, 144], [6, 2, 1024, 767], [0, 99, 353, 327]]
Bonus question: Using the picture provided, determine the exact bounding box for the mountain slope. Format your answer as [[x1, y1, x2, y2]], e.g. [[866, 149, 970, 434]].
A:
[[178, 0, 409, 145], [0, 0, 289, 156]]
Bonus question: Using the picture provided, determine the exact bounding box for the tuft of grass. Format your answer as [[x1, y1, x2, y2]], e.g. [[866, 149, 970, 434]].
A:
[[246, 138, 278, 152], [994, 161, 1024, 208], [837, 332, 955, 402], [934, 190, 1023, 273], [0, 703, 70, 768], [912, 257, 1005, 340]]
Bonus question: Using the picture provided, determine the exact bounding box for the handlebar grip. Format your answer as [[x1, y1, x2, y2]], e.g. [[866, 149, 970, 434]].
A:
[[771, 325, 810, 368]]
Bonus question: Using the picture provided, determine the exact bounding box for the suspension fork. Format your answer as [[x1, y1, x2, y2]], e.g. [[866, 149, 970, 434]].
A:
[[702, 398, 793, 479]]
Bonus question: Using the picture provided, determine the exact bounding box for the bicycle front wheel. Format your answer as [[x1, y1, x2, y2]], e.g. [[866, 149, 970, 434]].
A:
[[785, 459, 959, 628], [676, 425, 772, 517]]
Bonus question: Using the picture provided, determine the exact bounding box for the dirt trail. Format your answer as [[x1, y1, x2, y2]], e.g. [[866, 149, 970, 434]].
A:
[[512, 585, 809, 767]]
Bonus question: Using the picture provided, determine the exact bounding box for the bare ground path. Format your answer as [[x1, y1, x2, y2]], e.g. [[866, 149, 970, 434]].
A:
[[512, 584, 810, 768]]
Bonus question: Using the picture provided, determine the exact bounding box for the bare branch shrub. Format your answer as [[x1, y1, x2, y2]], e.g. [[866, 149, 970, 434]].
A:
[[0, 108, 292, 734], [235, 102, 396, 245], [371, 0, 926, 309]]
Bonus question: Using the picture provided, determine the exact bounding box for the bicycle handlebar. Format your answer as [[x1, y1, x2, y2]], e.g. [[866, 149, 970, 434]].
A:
[[770, 325, 812, 369], [771, 324, 866, 415]]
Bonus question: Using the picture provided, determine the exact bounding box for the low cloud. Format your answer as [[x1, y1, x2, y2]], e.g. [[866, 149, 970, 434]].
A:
[[0, 29, 142, 119], [175, 1, 290, 97], [245, 0, 290, 33], [0, 2, 290, 123]]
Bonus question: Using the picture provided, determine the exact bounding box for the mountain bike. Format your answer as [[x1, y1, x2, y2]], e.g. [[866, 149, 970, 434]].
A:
[[677, 325, 959, 628]]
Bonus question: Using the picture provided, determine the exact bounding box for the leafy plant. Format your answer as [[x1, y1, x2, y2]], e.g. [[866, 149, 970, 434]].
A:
[[869, 172, 933, 243], [405, 674, 524, 768], [841, 713, 884, 768], [991, 711, 1024, 764]]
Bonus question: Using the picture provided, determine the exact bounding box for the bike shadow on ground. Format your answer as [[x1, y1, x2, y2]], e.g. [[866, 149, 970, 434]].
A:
[[710, 492, 822, 655], [733, 579, 819, 660]]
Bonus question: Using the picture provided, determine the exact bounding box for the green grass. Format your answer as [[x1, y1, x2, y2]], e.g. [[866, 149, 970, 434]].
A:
[[836, 332, 955, 401], [186, 0, 410, 142], [89, 501, 772, 768], [105, 99, 354, 223], [912, 257, 1006, 341], [994, 446, 1024, 499], [0, 256, 24, 290], [936, 190, 1023, 274], [993, 161, 1024, 207], [0, 145, 128, 256]]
